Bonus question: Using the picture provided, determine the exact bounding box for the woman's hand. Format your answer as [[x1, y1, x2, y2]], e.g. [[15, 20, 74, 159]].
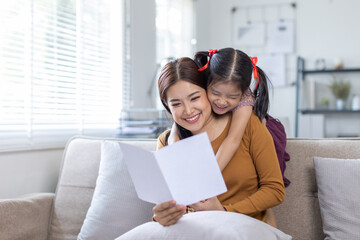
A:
[[189, 197, 224, 212], [152, 200, 186, 226]]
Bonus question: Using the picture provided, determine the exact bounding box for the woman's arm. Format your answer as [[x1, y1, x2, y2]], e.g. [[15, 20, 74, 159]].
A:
[[223, 115, 285, 215], [266, 208, 278, 228], [188, 196, 225, 212], [216, 105, 252, 170]]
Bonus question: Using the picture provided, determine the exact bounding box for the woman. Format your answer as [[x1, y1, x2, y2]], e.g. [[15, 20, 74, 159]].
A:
[[153, 57, 285, 227]]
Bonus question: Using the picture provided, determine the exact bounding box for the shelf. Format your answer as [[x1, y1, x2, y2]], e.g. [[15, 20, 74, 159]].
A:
[[300, 109, 360, 114], [302, 68, 360, 75], [118, 108, 171, 139], [295, 57, 360, 137], [120, 119, 169, 127]]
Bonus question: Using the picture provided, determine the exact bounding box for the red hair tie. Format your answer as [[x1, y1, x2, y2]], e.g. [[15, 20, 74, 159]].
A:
[[198, 49, 218, 72], [250, 56, 259, 91]]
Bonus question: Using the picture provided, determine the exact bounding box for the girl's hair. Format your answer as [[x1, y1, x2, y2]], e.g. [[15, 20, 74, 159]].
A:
[[158, 57, 206, 140], [194, 48, 271, 120]]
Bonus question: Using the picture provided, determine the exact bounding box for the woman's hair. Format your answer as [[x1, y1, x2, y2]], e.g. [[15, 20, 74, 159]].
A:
[[158, 57, 206, 140], [194, 48, 271, 120]]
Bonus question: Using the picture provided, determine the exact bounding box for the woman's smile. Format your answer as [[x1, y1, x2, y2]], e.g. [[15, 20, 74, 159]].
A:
[[184, 113, 200, 123]]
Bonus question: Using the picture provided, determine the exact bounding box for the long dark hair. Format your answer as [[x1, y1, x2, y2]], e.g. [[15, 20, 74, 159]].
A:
[[158, 57, 206, 140], [194, 48, 271, 120]]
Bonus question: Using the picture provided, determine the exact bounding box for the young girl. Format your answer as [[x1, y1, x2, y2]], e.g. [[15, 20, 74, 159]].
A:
[[168, 48, 269, 172], [166, 48, 280, 227]]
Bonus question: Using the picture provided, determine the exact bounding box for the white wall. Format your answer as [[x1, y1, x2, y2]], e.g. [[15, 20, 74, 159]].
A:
[[130, 0, 157, 108], [195, 0, 297, 136], [194, 0, 360, 137], [297, 0, 360, 67], [0, 148, 63, 199]]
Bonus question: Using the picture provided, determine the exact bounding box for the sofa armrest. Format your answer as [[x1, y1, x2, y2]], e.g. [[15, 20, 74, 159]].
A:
[[0, 193, 54, 240]]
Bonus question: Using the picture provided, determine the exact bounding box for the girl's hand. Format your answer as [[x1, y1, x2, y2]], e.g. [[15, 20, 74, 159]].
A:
[[152, 200, 186, 226], [188, 197, 224, 212]]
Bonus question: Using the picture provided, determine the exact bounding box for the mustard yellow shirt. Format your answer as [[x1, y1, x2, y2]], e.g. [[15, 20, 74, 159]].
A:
[[157, 113, 285, 222]]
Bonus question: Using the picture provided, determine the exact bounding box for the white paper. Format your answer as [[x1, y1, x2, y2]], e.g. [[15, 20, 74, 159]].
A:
[[257, 54, 286, 87], [267, 20, 295, 54], [233, 23, 265, 47], [120, 132, 227, 205]]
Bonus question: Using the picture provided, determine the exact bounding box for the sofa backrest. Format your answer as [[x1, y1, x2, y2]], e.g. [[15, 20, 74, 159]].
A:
[[48, 136, 157, 240], [273, 138, 360, 240], [49, 136, 360, 240]]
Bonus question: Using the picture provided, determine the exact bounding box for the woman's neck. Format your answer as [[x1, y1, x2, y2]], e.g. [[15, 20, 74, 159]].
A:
[[192, 112, 229, 141]]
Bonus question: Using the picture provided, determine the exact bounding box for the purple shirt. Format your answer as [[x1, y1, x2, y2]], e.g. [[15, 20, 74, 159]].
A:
[[266, 114, 291, 187]]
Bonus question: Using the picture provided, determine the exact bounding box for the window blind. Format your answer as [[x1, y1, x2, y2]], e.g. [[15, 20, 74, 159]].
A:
[[0, 0, 125, 150]]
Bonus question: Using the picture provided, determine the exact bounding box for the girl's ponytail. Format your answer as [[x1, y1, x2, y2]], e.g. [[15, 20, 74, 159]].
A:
[[253, 66, 271, 121], [194, 51, 210, 70], [194, 51, 211, 85]]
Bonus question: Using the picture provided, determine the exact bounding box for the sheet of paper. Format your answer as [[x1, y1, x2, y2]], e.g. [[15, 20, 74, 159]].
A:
[[257, 54, 286, 87], [267, 20, 295, 54], [233, 23, 265, 47], [155, 132, 227, 205], [120, 132, 227, 205], [120, 142, 173, 204]]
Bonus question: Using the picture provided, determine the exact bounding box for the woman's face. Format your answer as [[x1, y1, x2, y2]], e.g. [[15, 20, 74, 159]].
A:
[[166, 80, 212, 135], [207, 81, 242, 115]]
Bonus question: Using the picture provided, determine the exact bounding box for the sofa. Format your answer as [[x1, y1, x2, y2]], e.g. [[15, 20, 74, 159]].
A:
[[1, 136, 360, 240]]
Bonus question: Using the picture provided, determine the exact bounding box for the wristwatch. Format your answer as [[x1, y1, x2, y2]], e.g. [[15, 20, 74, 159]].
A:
[[186, 206, 195, 213]]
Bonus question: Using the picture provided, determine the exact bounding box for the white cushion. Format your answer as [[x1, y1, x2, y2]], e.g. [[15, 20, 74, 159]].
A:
[[78, 141, 155, 240], [314, 157, 360, 240], [116, 211, 292, 240]]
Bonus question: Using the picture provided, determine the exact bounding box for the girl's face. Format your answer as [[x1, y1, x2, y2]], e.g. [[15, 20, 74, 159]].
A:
[[207, 81, 242, 115], [166, 80, 212, 135]]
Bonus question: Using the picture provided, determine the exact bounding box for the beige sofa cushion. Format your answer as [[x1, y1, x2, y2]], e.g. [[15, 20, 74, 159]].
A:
[[0, 193, 53, 240], [48, 136, 157, 240], [273, 138, 360, 240]]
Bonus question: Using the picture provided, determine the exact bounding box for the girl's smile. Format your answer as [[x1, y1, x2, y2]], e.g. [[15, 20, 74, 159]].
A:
[[207, 81, 243, 115]]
